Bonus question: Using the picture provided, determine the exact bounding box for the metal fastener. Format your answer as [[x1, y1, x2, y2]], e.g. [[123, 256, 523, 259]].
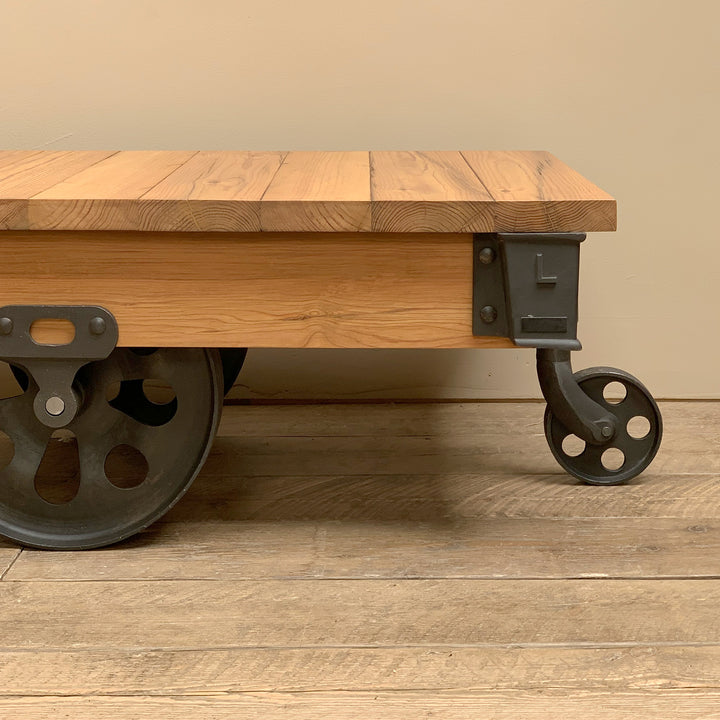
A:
[[45, 396, 66, 417], [89, 316, 106, 336], [478, 247, 496, 265], [601, 424, 614, 439], [0, 317, 13, 336], [480, 305, 497, 324]]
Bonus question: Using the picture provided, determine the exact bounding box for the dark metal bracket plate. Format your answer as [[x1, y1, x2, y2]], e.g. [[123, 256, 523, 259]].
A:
[[473, 233, 585, 350], [0, 305, 119, 428]]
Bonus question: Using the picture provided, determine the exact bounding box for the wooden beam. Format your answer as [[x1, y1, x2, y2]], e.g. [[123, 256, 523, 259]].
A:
[[0, 231, 514, 349]]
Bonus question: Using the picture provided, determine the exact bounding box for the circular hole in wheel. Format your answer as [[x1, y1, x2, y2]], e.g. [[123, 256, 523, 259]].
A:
[[602, 381, 627, 405], [0, 430, 14, 470], [601, 448, 625, 472], [627, 415, 651, 440], [130, 347, 158, 356], [561, 434, 586, 457], [105, 445, 149, 489], [142, 379, 176, 406], [34, 429, 80, 504]]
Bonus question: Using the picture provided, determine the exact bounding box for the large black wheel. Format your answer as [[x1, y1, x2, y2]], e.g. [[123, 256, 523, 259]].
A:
[[0, 347, 223, 549], [544, 367, 662, 485]]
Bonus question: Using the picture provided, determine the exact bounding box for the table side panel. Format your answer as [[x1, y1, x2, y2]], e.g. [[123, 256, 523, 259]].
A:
[[0, 231, 515, 349]]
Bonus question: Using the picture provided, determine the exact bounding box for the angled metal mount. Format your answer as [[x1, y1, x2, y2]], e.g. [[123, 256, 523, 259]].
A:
[[536, 348, 616, 444], [0, 305, 118, 428], [472, 232, 585, 350]]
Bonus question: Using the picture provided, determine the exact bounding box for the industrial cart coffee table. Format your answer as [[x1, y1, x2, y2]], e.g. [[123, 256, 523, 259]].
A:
[[0, 150, 662, 548]]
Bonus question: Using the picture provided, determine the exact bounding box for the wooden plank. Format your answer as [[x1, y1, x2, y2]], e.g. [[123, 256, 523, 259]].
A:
[[0, 231, 515, 348], [0, 150, 617, 232], [28, 151, 197, 230], [462, 150, 617, 232], [0, 579, 719, 648], [142, 151, 286, 231], [0, 549, 20, 578], [189, 432, 700, 477], [0, 646, 718, 695], [3, 692, 720, 720], [370, 151, 495, 232], [7, 517, 720, 581], [0, 150, 117, 230], [163, 471, 720, 523], [210, 401, 720, 439], [260, 151, 372, 231]]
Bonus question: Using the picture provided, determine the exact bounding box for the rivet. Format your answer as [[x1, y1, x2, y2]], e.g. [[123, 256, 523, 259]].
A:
[[45, 396, 66, 417], [601, 425, 613, 438], [89, 316, 106, 336], [0, 317, 13, 336], [478, 247, 496, 265], [480, 305, 497, 324]]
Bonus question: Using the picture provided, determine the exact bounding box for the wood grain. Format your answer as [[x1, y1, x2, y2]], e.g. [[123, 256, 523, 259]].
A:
[[1, 578, 719, 648], [0, 646, 717, 694], [0, 150, 116, 229], [261, 151, 372, 231], [5, 691, 720, 720], [142, 151, 286, 231], [0, 150, 616, 232], [371, 150, 495, 232], [0, 231, 515, 348], [28, 150, 197, 230], [462, 150, 617, 232], [7, 517, 720, 581]]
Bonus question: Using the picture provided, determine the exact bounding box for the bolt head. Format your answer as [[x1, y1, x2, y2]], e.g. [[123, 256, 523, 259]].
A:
[[478, 247, 496, 265], [45, 396, 66, 417], [89, 316, 106, 335], [480, 305, 498, 324], [601, 424, 613, 438], [0, 317, 13, 336]]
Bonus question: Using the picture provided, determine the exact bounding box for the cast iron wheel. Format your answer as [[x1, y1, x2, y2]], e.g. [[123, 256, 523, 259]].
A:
[[544, 367, 662, 485], [0, 347, 223, 549]]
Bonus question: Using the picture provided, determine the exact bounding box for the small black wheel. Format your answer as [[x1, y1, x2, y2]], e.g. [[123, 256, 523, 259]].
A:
[[0, 347, 223, 549], [544, 367, 662, 485]]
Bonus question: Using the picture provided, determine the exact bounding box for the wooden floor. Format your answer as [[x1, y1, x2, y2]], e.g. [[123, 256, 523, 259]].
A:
[[2, 401, 720, 718]]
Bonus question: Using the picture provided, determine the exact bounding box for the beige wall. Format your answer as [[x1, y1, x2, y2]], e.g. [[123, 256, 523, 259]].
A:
[[1, 0, 718, 399]]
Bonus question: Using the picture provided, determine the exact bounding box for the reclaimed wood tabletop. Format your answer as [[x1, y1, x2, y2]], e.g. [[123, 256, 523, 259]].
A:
[[0, 150, 616, 234]]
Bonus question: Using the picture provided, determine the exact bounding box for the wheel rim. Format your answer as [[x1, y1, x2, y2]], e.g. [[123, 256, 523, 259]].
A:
[[0, 347, 222, 548], [544, 368, 662, 485]]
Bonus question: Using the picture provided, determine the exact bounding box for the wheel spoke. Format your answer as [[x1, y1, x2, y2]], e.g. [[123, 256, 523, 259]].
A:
[[0, 394, 34, 435]]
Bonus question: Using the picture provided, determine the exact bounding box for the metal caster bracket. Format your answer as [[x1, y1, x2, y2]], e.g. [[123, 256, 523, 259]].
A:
[[536, 349, 616, 445], [0, 305, 118, 428], [473, 232, 585, 350]]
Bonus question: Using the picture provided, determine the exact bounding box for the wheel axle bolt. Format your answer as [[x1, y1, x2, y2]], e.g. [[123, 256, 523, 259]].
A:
[[45, 396, 65, 417], [601, 424, 613, 438], [89, 316, 106, 336], [0, 317, 12, 336], [480, 305, 497, 324], [478, 247, 496, 265]]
